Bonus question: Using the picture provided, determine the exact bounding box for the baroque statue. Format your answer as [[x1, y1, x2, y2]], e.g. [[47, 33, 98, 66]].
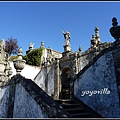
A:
[[62, 30, 71, 45]]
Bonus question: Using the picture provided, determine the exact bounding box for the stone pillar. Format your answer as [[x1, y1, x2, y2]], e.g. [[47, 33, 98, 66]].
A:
[[54, 59, 60, 100], [0, 61, 6, 82], [0, 39, 5, 61], [0, 39, 13, 84], [44, 62, 49, 94], [0, 39, 6, 82]]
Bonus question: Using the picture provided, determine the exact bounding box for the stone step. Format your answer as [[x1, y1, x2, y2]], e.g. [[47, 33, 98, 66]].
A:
[[55, 98, 102, 118], [65, 108, 85, 114], [70, 113, 92, 118], [55, 99, 75, 104], [60, 103, 80, 109]]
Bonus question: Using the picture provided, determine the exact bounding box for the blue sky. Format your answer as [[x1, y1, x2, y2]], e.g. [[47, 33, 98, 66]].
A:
[[0, 1, 120, 55]]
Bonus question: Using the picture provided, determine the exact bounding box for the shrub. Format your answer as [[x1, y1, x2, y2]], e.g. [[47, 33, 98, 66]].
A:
[[9, 56, 18, 61], [23, 47, 44, 66]]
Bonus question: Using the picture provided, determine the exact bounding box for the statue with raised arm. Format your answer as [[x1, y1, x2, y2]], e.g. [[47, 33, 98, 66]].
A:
[[62, 30, 71, 45]]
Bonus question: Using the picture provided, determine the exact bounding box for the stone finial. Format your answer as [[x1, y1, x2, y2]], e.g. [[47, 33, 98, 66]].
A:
[[13, 48, 26, 74], [112, 17, 118, 27], [92, 34, 96, 40], [18, 48, 23, 59], [94, 26, 100, 42], [110, 17, 120, 41], [29, 42, 34, 50], [40, 41, 44, 48], [91, 34, 97, 48], [94, 27, 99, 36], [78, 45, 82, 52]]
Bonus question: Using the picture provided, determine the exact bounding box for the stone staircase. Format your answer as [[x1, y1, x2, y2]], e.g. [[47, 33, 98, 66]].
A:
[[55, 98, 102, 118]]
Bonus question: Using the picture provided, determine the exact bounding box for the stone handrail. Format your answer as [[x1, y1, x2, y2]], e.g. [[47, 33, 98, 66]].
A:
[[8, 74, 70, 118]]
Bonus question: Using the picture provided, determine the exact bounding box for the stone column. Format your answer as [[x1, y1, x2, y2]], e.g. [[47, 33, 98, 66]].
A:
[[0, 61, 6, 82], [0, 39, 7, 82], [44, 62, 49, 94], [54, 59, 60, 100]]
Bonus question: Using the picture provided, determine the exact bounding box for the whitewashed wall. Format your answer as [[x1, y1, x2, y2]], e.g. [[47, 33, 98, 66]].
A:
[[10, 62, 41, 80], [74, 51, 120, 118]]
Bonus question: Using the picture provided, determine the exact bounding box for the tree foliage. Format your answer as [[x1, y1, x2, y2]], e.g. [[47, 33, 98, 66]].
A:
[[5, 37, 19, 57], [23, 47, 44, 66]]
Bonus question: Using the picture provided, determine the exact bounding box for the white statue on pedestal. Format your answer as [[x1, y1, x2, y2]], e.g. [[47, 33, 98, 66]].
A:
[[62, 30, 71, 46]]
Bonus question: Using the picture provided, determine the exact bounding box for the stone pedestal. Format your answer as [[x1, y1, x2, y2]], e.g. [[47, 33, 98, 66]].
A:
[[64, 44, 72, 52]]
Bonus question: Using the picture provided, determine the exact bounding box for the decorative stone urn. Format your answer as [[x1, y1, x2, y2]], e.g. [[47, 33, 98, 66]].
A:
[[110, 17, 120, 40], [13, 48, 26, 74]]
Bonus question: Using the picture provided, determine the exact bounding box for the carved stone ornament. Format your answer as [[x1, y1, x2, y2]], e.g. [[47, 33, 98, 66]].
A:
[[91, 34, 97, 47], [110, 17, 120, 40], [13, 48, 26, 74]]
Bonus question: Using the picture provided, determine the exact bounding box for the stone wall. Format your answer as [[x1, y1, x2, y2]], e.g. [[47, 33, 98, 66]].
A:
[[74, 41, 120, 118], [0, 75, 69, 118], [78, 42, 112, 71], [13, 83, 48, 118], [34, 68, 46, 91], [34, 64, 55, 98], [0, 86, 10, 118]]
